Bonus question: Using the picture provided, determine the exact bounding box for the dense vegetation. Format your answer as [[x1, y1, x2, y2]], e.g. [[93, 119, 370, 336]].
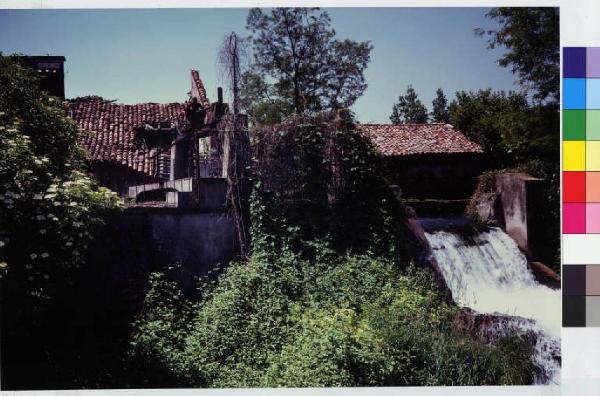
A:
[[0, 56, 123, 389], [131, 113, 537, 387]]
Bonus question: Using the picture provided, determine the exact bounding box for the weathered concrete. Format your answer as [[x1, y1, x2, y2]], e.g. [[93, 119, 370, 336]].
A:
[[495, 173, 544, 259], [147, 211, 237, 277], [89, 208, 238, 301]]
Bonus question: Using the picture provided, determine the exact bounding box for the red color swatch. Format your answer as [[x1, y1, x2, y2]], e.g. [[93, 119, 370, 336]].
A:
[[564, 171, 587, 202]]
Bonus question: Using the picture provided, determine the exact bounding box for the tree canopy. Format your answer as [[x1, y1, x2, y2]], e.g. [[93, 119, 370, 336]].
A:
[[476, 7, 559, 104], [390, 85, 428, 124], [241, 8, 373, 125]]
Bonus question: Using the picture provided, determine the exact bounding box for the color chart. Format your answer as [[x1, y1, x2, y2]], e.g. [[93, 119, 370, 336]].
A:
[[563, 47, 600, 328], [563, 265, 600, 327], [563, 47, 600, 234]]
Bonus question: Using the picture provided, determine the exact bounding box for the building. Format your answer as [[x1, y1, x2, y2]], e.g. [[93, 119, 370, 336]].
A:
[[61, 62, 248, 282], [359, 123, 485, 201], [67, 70, 246, 209]]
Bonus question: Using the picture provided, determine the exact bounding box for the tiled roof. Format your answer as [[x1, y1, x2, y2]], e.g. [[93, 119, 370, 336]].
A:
[[66, 69, 212, 177], [67, 95, 187, 176], [359, 123, 484, 156]]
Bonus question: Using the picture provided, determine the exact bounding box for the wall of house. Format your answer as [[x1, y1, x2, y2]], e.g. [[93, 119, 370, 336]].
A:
[[386, 153, 484, 200]]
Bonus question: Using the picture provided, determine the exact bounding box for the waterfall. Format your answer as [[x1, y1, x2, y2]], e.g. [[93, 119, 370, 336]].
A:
[[421, 218, 561, 385]]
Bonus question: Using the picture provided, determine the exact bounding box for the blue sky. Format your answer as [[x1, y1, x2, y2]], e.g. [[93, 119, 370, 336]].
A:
[[0, 7, 519, 123]]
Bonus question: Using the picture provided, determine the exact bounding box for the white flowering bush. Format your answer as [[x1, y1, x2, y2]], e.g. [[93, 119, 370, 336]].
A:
[[0, 56, 123, 301]]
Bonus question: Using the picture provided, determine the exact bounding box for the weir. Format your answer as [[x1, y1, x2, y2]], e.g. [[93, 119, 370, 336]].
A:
[[419, 217, 561, 385]]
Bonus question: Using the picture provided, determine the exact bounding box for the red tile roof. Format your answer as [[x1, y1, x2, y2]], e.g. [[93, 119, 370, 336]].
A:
[[67, 96, 187, 176], [359, 123, 484, 157], [66, 70, 216, 177]]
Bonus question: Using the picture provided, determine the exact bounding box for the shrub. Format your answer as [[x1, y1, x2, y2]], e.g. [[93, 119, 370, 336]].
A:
[[132, 254, 536, 387]]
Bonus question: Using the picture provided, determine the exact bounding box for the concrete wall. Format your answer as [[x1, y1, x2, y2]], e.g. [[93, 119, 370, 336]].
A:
[[88, 208, 238, 303], [495, 172, 544, 258], [147, 211, 238, 276]]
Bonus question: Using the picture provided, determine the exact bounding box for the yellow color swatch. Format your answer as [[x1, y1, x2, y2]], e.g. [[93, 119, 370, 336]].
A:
[[564, 141, 586, 171], [588, 141, 600, 171]]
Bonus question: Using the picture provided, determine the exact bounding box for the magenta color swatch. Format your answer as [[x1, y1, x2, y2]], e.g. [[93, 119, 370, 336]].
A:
[[564, 203, 586, 233], [587, 203, 600, 233], [588, 48, 600, 78]]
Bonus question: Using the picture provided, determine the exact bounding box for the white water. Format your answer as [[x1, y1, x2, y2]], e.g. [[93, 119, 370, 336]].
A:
[[422, 218, 561, 385]]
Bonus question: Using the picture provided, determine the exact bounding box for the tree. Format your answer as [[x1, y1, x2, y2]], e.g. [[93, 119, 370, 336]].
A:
[[390, 85, 428, 124], [431, 88, 450, 123], [476, 7, 559, 104], [218, 32, 249, 115], [241, 8, 373, 125]]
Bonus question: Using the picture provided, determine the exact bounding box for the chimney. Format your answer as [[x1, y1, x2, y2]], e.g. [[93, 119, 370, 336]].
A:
[[24, 56, 66, 100], [217, 87, 223, 104]]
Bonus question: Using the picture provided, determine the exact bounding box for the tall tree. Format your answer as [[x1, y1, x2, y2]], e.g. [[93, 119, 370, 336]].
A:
[[476, 7, 559, 104], [431, 88, 450, 123], [218, 32, 249, 115], [241, 8, 372, 125], [390, 85, 428, 124]]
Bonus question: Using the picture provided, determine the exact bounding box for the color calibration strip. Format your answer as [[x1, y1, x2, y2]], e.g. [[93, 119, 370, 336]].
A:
[[563, 47, 600, 234], [563, 265, 600, 327]]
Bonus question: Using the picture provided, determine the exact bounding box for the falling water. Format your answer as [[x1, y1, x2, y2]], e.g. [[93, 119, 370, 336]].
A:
[[421, 218, 561, 385]]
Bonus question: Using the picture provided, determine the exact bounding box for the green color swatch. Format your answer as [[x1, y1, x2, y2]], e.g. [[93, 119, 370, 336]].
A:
[[564, 110, 586, 140]]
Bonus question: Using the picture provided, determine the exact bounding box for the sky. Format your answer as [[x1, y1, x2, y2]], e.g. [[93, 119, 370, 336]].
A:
[[0, 7, 519, 123]]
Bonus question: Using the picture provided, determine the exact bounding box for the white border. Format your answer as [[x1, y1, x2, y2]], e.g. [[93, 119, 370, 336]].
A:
[[2, 0, 600, 394]]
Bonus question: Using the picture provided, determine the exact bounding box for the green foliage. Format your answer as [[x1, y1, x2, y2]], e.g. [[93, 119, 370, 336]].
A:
[[242, 8, 373, 125], [251, 111, 401, 260], [464, 170, 500, 225], [449, 89, 559, 169], [132, 254, 536, 387], [0, 56, 123, 299], [476, 7, 559, 104], [431, 88, 450, 123], [390, 85, 428, 124], [0, 55, 124, 389]]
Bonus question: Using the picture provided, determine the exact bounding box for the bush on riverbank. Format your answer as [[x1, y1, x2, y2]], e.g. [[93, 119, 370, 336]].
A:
[[132, 252, 537, 387]]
